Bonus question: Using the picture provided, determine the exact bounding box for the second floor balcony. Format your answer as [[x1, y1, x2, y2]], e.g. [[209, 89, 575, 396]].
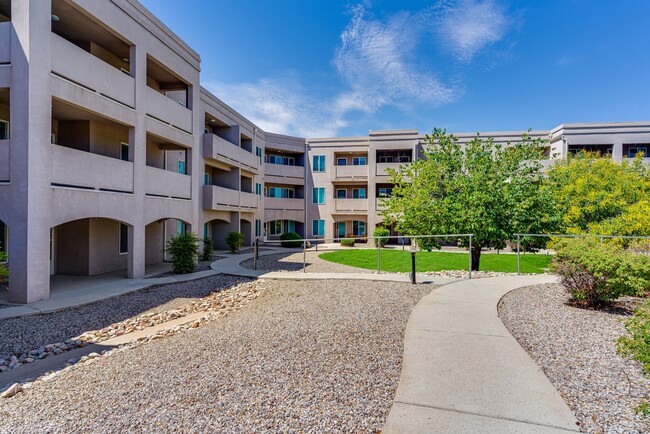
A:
[[334, 164, 368, 180], [265, 162, 305, 182], [0, 139, 8, 181], [335, 198, 368, 213], [0, 22, 9, 64]]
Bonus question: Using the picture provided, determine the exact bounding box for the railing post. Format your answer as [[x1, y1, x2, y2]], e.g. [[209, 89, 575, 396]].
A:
[[253, 239, 258, 270], [468, 234, 472, 279], [410, 248, 416, 284], [303, 240, 306, 273], [516, 234, 521, 275], [377, 239, 381, 274]]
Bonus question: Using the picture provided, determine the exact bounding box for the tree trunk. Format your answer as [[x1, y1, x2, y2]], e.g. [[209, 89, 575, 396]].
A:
[[471, 245, 481, 271]]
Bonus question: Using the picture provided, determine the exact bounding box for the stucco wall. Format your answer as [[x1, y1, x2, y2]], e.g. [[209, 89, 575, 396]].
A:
[[58, 120, 90, 152], [90, 120, 128, 159], [145, 221, 164, 265], [88, 218, 127, 275], [56, 219, 90, 275]]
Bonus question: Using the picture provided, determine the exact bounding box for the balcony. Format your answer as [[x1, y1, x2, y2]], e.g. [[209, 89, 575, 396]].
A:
[[240, 191, 259, 209], [145, 166, 191, 199], [51, 145, 133, 192], [146, 87, 192, 134], [334, 165, 368, 180], [265, 163, 304, 184], [51, 34, 135, 108], [203, 185, 239, 210], [264, 197, 304, 222], [0, 22, 9, 64], [0, 139, 8, 181], [335, 198, 368, 213], [203, 134, 259, 173], [376, 162, 408, 176]]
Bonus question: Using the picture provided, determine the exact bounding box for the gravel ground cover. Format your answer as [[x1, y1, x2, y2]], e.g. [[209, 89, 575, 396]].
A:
[[0, 279, 434, 433], [0, 274, 247, 361], [499, 283, 650, 433]]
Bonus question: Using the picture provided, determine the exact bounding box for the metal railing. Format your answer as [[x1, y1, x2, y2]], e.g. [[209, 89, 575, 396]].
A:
[[513, 233, 650, 274], [252, 234, 476, 280]]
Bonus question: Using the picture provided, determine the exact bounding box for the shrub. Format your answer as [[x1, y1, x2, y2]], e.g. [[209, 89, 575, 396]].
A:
[[551, 238, 650, 307], [201, 237, 213, 261], [280, 232, 303, 248], [340, 238, 355, 247], [373, 228, 390, 248], [0, 250, 7, 284], [416, 237, 440, 252], [617, 300, 650, 415], [225, 231, 245, 254], [165, 232, 199, 274]]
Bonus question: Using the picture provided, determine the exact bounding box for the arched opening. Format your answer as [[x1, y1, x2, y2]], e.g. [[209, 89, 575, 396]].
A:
[[240, 218, 252, 247], [50, 217, 131, 277], [155, 218, 191, 263], [0, 218, 8, 298], [207, 219, 234, 250]]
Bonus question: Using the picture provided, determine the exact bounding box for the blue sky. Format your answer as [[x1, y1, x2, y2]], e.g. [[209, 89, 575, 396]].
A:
[[139, 0, 650, 138]]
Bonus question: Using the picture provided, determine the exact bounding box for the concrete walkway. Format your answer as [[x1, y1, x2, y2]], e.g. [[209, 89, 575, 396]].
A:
[[383, 274, 580, 433]]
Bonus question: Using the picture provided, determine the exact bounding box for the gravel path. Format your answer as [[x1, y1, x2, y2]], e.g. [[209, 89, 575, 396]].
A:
[[499, 283, 650, 433], [0, 274, 248, 360], [241, 251, 375, 273], [0, 279, 433, 433]]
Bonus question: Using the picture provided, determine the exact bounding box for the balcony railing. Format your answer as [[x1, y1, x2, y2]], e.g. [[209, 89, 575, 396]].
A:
[[334, 165, 368, 180], [0, 139, 8, 181], [203, 134, 259, 172], [265, 163, 304, 180], [335, 198, 368, 212], [265, 197, 304, 211], [203, 184, 239, 209], [51, 145, 133, 192], [240, 191, 259, 209], [145, 166, 191, 199], [0, 22, 10, 64], [376, 162, 409, 176], [51, 33, 135, 108], [146, 87, 192, 133]]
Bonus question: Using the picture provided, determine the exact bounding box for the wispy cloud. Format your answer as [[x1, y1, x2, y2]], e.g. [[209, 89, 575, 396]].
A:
[[204, 77, 346, 138], [204, 1, 511, 137], [433, 0, 509, 62], [333, 4, 457, 111]]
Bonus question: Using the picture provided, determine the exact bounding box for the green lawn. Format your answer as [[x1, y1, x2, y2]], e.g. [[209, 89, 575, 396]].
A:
[[319, 249, 552, 273]]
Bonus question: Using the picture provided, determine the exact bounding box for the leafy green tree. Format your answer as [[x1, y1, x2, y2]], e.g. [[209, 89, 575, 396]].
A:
[[381, 128, 559, 270], [546, 153, 650, 235]]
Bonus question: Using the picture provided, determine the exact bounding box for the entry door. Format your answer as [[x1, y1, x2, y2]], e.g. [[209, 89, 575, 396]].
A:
[[337, 222, 346, 239]]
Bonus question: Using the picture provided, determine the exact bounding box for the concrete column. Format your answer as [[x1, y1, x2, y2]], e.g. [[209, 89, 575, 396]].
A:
[[612, 142, 623, 162], [128, 45, 147, 279], [8, 1, 53, 303]]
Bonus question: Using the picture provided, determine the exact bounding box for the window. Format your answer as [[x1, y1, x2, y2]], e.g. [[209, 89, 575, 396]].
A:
[[255, 183, 262, 196], [120, 143, 129, 161], [282, 156, 295, 166], [337, 157, 347, 166], [312, 219, 325, 237], [256, 147, 263, 165], [313, 155, 326, 172], [352, 188, 366, 199], [628, 146, 648, 158], [312, 187, 325, 204], [204, 173, 210, 185], [379, 188, 392, 197], [378, 155, 393, 163], [353, 221, 366, 236], [336, 189, 347, 199], [0, 120, 8, 140], [178, 160, 186, 175], [269, 220, 282, 236], [282, 187, 294, 198], [177, 221, 186, 235], [353, 156, 367, 166], [119, 223, 128, 254], [283, 220, 295, 234], [255, 219, 261, 237], [203, 223, 209, 239]]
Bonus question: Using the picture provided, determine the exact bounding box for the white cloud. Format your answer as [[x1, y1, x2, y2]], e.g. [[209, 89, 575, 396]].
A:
[[203, 78, 346, 138], [333, 4, 456, 110], [434, 0, 509, 62]]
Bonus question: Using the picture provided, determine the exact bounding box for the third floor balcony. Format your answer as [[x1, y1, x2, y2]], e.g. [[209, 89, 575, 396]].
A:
[[203, 133, 259, 173], [0, 21, 9, 64]]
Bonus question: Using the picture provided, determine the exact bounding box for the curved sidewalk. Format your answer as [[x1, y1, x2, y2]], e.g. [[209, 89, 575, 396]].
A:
[[383, 275, 580, 433]]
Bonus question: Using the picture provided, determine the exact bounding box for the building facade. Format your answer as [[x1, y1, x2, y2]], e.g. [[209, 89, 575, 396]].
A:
[[0, 0, 648, 303]]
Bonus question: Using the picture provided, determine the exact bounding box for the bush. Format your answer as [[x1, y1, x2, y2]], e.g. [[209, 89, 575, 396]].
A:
[[617, 300, 650, 415], [201, 237, 213, 261], [225, 231, 244, 254], [165, 232, 199, 274], [551, 238, 650, 307], [373, 228, 390, 248], [416, 237, 440, 252], [340, 238, 355, 247], [0, 251, 7, 284], [280, 232, 303, 248]]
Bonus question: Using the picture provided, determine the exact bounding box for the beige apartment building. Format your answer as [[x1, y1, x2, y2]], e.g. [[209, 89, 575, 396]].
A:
[[0, 0, 648, 304]]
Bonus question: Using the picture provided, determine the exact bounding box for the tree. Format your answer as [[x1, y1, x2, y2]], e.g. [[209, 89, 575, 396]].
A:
[[381, 128, 559, 270], [545, 152, 650, 236]]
